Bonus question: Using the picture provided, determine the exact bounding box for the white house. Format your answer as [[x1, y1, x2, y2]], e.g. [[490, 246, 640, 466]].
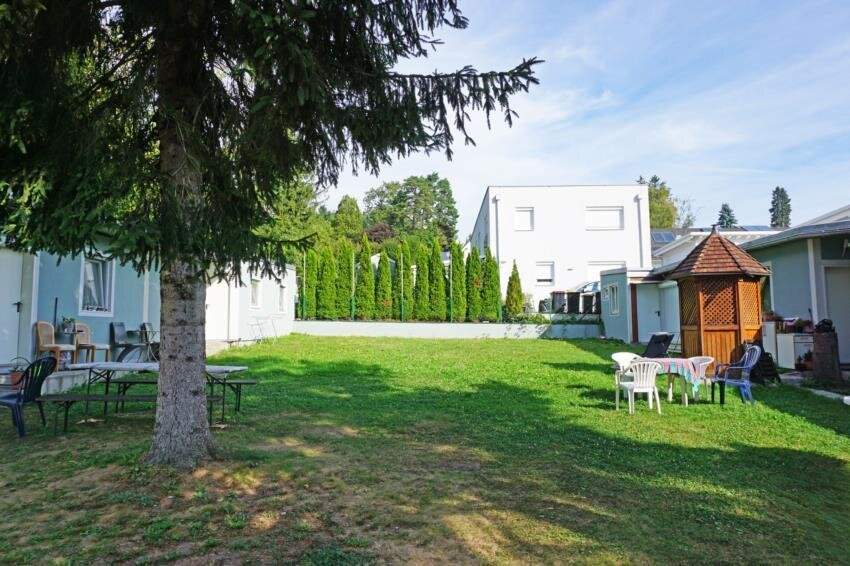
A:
[[469, 185, 652, 306], [205, 264, 296, 350], [651, 226, 778, 268]]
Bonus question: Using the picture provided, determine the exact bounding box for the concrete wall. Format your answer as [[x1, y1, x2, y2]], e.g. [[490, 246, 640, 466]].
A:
[[600, 270, 630, 342], [469, 185, 652, 305], [293, 320, 600, 339], [749, 240, 812, 318]]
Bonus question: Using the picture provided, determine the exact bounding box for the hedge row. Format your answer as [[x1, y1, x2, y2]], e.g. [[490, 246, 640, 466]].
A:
[[297, 237, 503, 322]]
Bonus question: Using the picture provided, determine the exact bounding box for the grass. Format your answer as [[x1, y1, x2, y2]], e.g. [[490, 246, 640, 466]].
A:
[[1, 335, 849, 563]]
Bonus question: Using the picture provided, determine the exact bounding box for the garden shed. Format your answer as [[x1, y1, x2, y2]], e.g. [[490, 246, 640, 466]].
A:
[[670, 227, 769, 365]]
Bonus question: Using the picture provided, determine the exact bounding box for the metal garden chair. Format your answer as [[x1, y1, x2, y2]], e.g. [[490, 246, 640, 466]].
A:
[[712, 345, 761, 404], [0, 357, 57, 437]]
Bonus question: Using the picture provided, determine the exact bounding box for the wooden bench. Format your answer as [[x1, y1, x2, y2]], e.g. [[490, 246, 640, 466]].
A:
[[37, 394, 222, 433]]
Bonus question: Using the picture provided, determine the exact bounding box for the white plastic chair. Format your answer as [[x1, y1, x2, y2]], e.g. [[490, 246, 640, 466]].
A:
[[616, 360, 662, 415], [687, 356, 714, 403], [611, 352, 639, 387]]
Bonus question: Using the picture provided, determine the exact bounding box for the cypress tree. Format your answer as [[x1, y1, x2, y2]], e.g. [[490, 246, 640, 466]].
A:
[[413, 244, 430, 320], [428, 237, 447, 321], [317, 247, 338, 319], [466, 247, 483, 321], [449, 242, 466, 322], [481, 247, 501, 322], [305, 249, 319, 319], [375, 251, 392, 320], [354, 235, 375, 319], [505, 261, 524, 320], [392, 240, 414, 320], [335, 239, 355, 319]]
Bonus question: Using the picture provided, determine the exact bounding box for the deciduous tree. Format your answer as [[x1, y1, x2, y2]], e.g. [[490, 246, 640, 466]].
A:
[[640, 175, 678, 229]]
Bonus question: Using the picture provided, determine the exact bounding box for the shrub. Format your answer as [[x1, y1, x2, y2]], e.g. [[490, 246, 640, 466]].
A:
[[480, 247, 501, 322], [505, 261, 523, 320], [413, 244, 430, 320], [316, 247, 338, 319], [354, 235, 374, 319], [392, 240, 413, 320], [335, 238, 355, 319], [449, 241, 466, 322], [375, 250, 392, 319], [304, 248, 319, 319], [428, 237, 446, 321], [465, 246, 482, 321]]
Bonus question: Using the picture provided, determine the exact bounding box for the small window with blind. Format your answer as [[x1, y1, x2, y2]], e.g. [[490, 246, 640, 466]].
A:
[[585, 206, 624, 230], [535, 261, 554, 285], [607, 284, 620, 314]]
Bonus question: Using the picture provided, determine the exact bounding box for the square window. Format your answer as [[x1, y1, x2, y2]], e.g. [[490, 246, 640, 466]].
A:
[[80, 255, 115, 315], [250, 279, 261, 308], [514, 207, 534, 231], [585, 206, 624, 230], [535, 261, 554, 285]]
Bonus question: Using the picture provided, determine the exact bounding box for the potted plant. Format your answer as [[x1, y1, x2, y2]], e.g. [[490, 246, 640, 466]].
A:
[[60, 316, 76, 334], [7, 357, 29, 390]]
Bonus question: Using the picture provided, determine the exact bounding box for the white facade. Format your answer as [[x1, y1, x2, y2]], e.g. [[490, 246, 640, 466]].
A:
[[205, 264, 295, 344], [469, 185, 652, 305]]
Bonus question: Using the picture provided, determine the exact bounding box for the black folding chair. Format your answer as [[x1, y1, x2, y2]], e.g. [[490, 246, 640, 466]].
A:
[[641, 332, 674, 358], [0, 357, 56, 437]]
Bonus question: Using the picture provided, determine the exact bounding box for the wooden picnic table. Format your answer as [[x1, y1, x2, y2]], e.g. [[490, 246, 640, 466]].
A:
[[66, 361, 251, 421]]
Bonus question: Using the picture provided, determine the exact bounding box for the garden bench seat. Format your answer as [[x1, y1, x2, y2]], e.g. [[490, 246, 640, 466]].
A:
[[222, 379, 258, 412], [37, 394, 222, 433]]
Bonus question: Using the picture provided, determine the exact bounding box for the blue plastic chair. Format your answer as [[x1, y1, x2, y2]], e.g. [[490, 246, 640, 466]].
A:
[[0, 357, 56, 437], [712, 345, 761, 404]]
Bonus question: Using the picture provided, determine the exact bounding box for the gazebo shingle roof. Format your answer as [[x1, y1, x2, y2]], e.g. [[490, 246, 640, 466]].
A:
[[670, 228, 769, 279]]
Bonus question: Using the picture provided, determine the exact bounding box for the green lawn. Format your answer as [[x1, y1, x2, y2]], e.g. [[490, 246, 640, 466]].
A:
[[2, 336, 849, 564]]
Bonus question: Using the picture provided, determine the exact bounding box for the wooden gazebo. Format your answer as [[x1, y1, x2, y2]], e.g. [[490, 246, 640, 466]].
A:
[[670, 227, 770, 366]]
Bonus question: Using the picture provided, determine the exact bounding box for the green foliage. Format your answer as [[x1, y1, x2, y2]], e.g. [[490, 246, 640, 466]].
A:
[[413, 244, 430, 321], [449, 242, 466, 322], [505, 261, 524, 320], [481, 247, 501, 322], [375, 251, 392, 320], [392, 240, 413, 321], [333, 196, 364, 242], [640, 175, 678, 229], [305, 249, 319, 319], [354, 236, 374, 320], [465, 247, 483, 321], [363, 173, 459, 244], [428, 237, 447, 321], [718, 203, 737, 229], [335, 239, 355, 319], [769, 186, 791, 228], [316, 247, 337, 320]]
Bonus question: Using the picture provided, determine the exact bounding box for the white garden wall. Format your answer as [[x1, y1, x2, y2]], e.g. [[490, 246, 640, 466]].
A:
[[293, 320, 600, 339]]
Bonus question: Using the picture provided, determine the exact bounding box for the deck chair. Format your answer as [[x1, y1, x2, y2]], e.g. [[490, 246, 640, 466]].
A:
[[640, 332, 673, 358], [35, 321, 76, 365], [0, 357, 56, 437]]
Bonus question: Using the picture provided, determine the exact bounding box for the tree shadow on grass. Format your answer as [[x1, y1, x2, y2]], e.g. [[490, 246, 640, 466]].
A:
[[213, 355, 850, 563]]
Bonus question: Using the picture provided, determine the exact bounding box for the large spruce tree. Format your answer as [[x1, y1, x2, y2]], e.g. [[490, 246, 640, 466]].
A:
[[354, 235, 375, 319], [717, 203, 738, 229], [465, 247, 483, 321], [769, 187, 791, 228], [0, 2, 538, 467]]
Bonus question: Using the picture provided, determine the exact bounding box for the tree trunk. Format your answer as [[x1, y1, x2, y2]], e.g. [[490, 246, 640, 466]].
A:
[[146, 0, 214, 468]]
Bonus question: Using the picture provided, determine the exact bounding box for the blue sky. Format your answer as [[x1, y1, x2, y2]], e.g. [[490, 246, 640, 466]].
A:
[[333, 0, 850, 237]]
